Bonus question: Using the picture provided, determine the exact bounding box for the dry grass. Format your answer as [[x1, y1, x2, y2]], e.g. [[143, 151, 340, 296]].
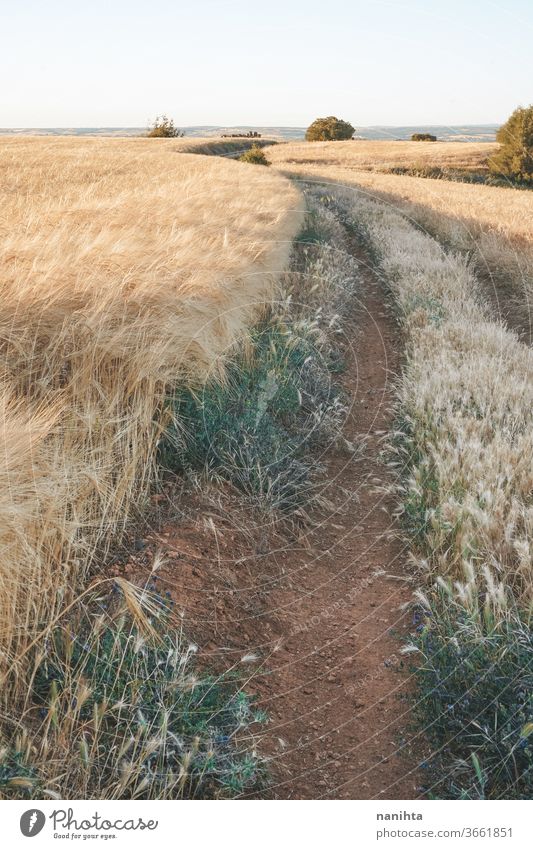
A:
[[0, 136, 303, 690], [3, 588, 267, 800], [268, 141, 531, 243], [268, 141, 533, 328], [325, 184, 533, 601], [179, 138, 278, 157], [269, 139, 497, 174], [322, 183, 533, 798]]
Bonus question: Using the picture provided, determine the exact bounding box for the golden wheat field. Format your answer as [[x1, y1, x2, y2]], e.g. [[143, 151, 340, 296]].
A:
[[268, 140, 532, 244], [270, 139, 497, 173], [268, 139, 533, 326], [0, 135, 303, 687]]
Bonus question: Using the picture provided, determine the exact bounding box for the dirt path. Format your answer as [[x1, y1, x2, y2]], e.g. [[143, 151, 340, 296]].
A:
[[249, 244, 420, 799], [113, 237, 421, 799]]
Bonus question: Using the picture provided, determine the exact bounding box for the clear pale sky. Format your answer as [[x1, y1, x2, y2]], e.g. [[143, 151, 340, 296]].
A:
[[1, 0, 531, 127]]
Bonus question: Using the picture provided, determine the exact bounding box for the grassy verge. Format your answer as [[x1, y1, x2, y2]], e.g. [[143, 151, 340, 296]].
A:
[[160, 187, 359, 518], [326, 184, 533, 799], [160, 317, 339, 515]]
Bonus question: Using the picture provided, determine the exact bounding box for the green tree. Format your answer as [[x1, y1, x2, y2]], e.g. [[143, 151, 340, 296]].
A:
[[147, 115, 184, 138], [490, 105, 533, 182], [305, 116, 355, 142], [411, 133, 437, 141]]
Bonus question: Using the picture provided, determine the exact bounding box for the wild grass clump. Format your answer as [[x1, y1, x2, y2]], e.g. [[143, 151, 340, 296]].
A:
[[1, 583, 265, 800], [289, 189, 361, 323], [161, 315, 343, 514], [410, 571, 533, 799], [0, 742, 39, 797], [238, 144, 269, 165]]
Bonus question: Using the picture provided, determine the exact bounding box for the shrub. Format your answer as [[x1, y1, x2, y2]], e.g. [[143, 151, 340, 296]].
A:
[[305, 116, 355, 142], [410, 572, 533, 800], [147, 115, 184, 138], [411, 133, 437, 141], [238, 144, 269, 165], [490, 105, 533, 182]]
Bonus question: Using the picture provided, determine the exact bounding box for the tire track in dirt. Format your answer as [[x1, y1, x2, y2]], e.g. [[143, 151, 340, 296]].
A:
[[249, 238, 420, 799]]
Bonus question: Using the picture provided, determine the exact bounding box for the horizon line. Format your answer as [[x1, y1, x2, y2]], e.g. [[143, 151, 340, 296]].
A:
[[0, 122, 501, 130]]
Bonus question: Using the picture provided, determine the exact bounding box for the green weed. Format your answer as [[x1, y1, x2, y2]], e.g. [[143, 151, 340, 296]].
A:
[[411, 580, 533, 799], [160, 316, 343, 513], [1, 586, 266, 800]]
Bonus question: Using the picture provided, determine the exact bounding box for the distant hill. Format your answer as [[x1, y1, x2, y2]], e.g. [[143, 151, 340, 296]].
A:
[[354, 125, 498, 142], [0, 124, 499, 142]]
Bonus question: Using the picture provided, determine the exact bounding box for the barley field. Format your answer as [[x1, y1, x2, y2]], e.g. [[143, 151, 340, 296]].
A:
[[268, 140, 531, 244], [0, 136, 303, 690], [270, 139, 497, 174], [268, 141, 533, 322]]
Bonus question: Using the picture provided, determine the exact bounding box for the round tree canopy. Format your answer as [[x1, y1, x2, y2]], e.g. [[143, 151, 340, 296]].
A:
[[305, 116, 355, 142]]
